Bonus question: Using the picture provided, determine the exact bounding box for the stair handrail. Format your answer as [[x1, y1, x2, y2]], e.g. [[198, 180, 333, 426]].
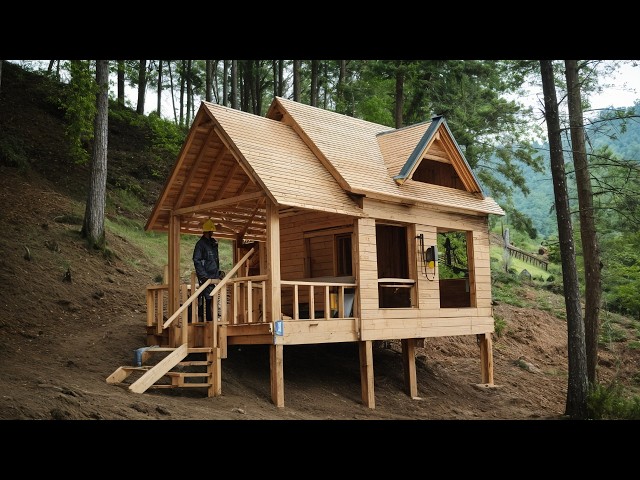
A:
[[163, 247, 256, 329]]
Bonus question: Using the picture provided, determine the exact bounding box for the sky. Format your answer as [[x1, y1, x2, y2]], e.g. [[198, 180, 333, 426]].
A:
[[515, 60, 640, 114], [590, 61, 640, 109]]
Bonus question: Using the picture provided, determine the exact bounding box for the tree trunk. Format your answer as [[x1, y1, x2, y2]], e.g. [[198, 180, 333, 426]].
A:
[[293, 60, 301, 102], [231, 60, 238, 110], [156, 60, 163, 115], [136, 60, 147, 115], [540, 59, 589, 419], [206, 60, 213, 102], [168, 61, 178, 124], [117, 60, 125, 106], [82, 59, 109, 250], [223, 60, 229, 107], [395, 63, 405, 129], [336, 60, 346, 114], [565, 59, 602, 385], [311, 60, 318, 107], [186, 59, 192, 125], [179, 60, 185, 127]]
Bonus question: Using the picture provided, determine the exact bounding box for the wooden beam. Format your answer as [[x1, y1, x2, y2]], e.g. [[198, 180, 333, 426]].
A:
[[168, 214, 181, 323], [175, 127, 217, 208], [266, 199, 281, 324], [401, 338, 418, 398], [145, 108, 206, 230], [195, 133, 227, 205], [270, 344, 284, 407], [209, 347, 222, 397], [478, 333, 494, 384], [359, 340, 375, 409], [214, 162, 239, 201], [172, 191, 266, 216], [238, 197, 266, 242]]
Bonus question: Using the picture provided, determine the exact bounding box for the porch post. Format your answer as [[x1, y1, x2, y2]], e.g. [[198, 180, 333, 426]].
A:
[[401, 338, 418, 398], [168, 213, 182, 346]]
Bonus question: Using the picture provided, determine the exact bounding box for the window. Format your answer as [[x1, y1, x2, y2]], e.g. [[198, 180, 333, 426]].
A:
[[437, 230, 475, 308]]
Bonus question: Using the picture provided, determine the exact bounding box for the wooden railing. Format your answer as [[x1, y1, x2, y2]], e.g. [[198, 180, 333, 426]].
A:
[[280, 277, 357, 320], [146, 262, 359, 347], [146, 248, 256, 344], [506, 245, 548, 271]]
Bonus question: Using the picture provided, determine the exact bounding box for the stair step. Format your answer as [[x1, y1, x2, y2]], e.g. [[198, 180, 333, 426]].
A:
[[178, 361, 211, 366], [166, 372, 211, 378], [149, 383, 210, 389], [188, 347, 213, 353]]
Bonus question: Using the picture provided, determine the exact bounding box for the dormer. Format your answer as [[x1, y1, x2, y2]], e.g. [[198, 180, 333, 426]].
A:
[[379, 115, 485, 196]]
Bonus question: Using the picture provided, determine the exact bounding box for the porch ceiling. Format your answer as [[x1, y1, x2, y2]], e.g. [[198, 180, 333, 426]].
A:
[[145, 108, 269, 242]]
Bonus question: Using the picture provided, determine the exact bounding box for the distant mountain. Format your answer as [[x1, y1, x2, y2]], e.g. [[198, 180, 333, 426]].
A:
[[510, 103, 640, 240]]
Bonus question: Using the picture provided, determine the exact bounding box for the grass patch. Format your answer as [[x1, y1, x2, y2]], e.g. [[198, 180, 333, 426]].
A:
[[588, 382, 640, 419], [494, 314, 507, 337], [490, 244, 556, 281], [105, 215, 233, 282]]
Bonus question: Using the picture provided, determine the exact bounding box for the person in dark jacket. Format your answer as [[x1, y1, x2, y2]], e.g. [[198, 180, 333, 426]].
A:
[[193, 219, 221, 321]]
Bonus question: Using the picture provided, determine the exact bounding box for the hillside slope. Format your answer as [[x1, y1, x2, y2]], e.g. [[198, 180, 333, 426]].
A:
[[0, 62, 637, 422]]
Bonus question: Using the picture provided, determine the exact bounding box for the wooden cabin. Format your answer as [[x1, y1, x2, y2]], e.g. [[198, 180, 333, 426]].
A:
[[106, 96, 505, 408]]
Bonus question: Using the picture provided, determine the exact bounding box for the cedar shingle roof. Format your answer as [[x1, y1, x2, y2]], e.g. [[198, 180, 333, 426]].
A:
[[270, 97, 504, 216], [146, 97, 504, 240]]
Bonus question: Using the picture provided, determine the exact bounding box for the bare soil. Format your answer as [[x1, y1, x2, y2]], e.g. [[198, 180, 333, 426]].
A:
[[1, 62, 638, 426]]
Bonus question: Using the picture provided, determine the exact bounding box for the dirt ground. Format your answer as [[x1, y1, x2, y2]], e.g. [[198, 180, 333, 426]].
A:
[[1, 62, 638, 429]]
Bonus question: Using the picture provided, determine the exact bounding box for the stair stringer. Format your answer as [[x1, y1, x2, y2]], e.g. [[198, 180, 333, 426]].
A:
[[129, 343, 189, 394]]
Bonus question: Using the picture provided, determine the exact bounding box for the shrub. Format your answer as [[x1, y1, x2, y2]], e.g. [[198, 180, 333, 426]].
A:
[[494, 314, 507, 337], [587, 382, 640, 420]]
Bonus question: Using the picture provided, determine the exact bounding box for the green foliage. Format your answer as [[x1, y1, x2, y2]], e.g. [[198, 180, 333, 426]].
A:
[[587, 382, 640, 420], [64, 61, 98, 165], [107, 188, 144, 215], [145, 111, 185, 166], [437, 232, 469, 279], [600, 318, 629, 344], [493, 314, 507, 337], [105, 214, 234, 281], [600, 231, 640, 319], [108, 103, 184, 180], [491, 271, 526, 307], [0, 135, 29, 171]]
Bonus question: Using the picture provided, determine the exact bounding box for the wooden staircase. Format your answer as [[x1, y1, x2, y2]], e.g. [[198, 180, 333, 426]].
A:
[[106, 344, 221, 397]]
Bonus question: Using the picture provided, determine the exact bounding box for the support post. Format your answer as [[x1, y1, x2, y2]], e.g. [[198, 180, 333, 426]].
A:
[[359, 340, 375, 409], [401, 338, 418, 398], [478, 333, 494, 384], [270, 344, 284, 408]]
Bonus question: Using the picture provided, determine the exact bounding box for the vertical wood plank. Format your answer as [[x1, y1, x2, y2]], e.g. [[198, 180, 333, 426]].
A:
[[270, 344, 284, 407], [479, 333, 494, 384], [401, 338, 418, 398], [359, 340, 375, 409]]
